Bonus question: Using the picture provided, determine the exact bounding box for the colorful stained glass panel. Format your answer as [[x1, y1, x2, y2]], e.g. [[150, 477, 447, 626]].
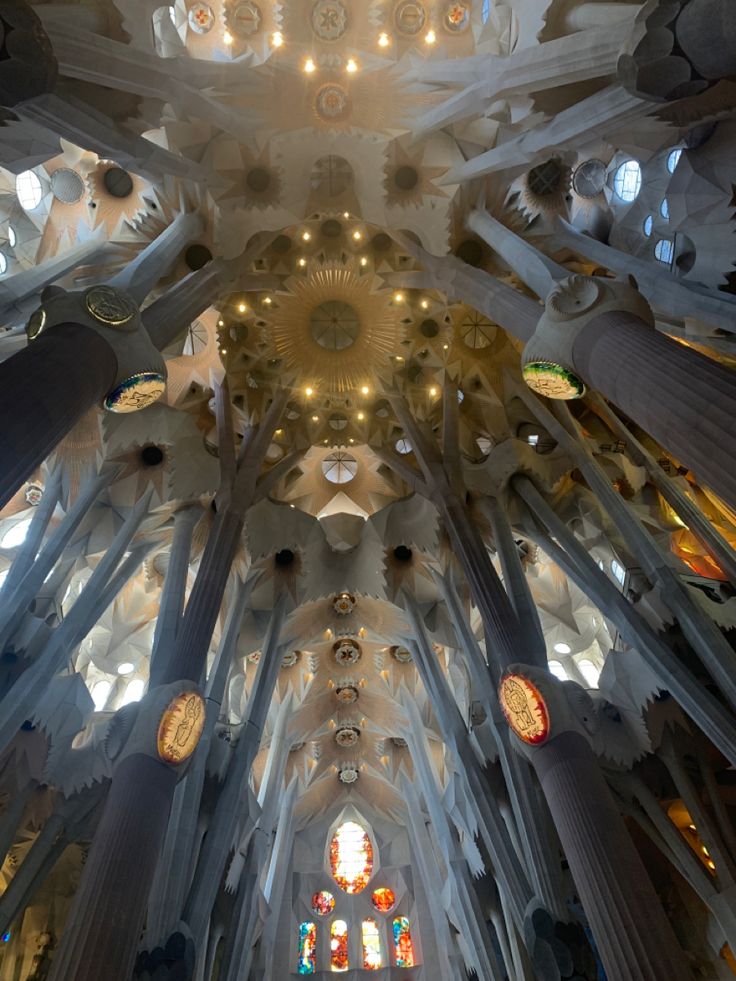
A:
[[329, 821, 373, 894], [393, 916, 415, 968], [362, 918, 382, 969], [330, 919, 349, 971], [298, 921, 317, 974], [371, 887, 396, 913], [312, 890, 336, 916]]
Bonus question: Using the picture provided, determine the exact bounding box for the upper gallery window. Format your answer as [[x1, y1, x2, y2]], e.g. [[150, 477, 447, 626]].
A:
[[16, 171, 43, 211], [329, 821, 374, 894], [654, 239, 674, 265], [613, 160, 642, 203], [667, 148, 683, 174]]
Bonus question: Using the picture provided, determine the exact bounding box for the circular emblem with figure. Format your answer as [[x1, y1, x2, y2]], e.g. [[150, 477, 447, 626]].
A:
[[85, 286, 137, 327], [157, 690, 206, 764], [499, 674, 550, 745], [444, 1, 470, 32], [311, 0, 348, 40], [522, 361, 585, 400], [188, 2, 215, 34], [104, 372, 166, 413], [231, 1, 261, 37], [394, 0, 426, 35], [315, 83, 351, 123]]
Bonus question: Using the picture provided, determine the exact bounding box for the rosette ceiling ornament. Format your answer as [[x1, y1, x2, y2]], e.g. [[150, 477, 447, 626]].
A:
[[266, 260, 401, 393]]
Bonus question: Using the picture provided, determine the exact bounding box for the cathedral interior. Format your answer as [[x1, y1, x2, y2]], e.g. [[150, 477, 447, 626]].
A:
[[0, 0, 735, 979]]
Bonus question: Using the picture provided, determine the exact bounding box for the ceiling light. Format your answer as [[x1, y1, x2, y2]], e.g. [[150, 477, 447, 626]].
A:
[[263, 296, 272, 305], [393, 292, 404, 303], [275, 428, 283, 435], [357, 412, 364, 420], [343, 211, 350, 218], [429, 386, 438, 397], [298, 257, 307, 267], [223, 31, 233, 45], [304, 58, 316, 74], [302, 231, 311, 241], [554, 642, 572, 654], [305, 386, 314, 397], [221, 348, 227, 354], [272, 31, 284, 48], [117, 662, 134, 675], [420, 299, 429, 309], [425, 29, 436, 44], [238, 302, 247, 313], [346, 58, 358, 74], [352, 230, 362, 241], [443, 343, 449, 350], [359, 256, 368, 266], [378, 32, 390, 48], [218, 319, 224, 327], [361, 385, 370, 395], [349, 438, 354, 443], [312, 415, 319, 422]]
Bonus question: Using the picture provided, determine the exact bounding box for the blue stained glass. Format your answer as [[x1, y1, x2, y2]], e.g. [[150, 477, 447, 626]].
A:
[[392, 916, 415, 968], [298, 922, 317, 974], [1, 931, 10, 943]]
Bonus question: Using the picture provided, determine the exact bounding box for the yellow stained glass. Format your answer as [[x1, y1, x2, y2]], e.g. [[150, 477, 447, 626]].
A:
[[362, 918, 382, 969], [329, 821, 373, 894]]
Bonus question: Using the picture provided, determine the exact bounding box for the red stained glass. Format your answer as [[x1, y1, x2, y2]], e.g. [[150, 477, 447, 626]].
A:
[[330, 919, 349, 971], [311, 890, 336, 916], [329, 821, 373, 894], [392, 916, 415, 968], [371, 887, 396, 913]]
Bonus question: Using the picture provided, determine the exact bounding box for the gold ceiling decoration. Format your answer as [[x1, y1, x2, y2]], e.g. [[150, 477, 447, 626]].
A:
[[267, 260, 401, 392]]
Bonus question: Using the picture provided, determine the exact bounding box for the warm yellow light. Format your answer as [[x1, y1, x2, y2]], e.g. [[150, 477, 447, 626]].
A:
[[305, 386, 314, 397], [429, 386, 438, 397], [312, 415, 319, 422], [343, 211, 350, 218], [361, 385, 370, 395], [352, 230, 362, 241], [238, 302, 247, 313], [272, 31, 284, 48], [275, 428, 283, 435], [298, 257, 307, 267], [346, 58, 358, 74], [357, 412, 365, 420], [393, 292, 404, 303], [304, 58, 316, 74], [443, 343, 449, 350], [349, 437, 354, 443], [218, 319, 224, 327], [395, 355, 404, 361], [263, 296, 272, 305], [689, 824, 697, 831], [425, 29, 436, 44], [302, 230, 312, 241], [378, 32, 390, 47], [420, 299, 429, 309], [359, 256, 368, 267], [221, 348, 227, 354]]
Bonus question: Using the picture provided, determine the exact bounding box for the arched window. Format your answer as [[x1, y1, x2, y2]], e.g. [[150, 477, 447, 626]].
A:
[[16, 171, 43, 211], [91, 680, 112, 711], [362, 918, 382, 969], [612, 160, 641, 202], [7, 226, 15, 248], [482, 0, 491, 23], [667, 148, 682, 174], [120, 678, 145, 706], [643, 215, 653, 237], [611, 558, 626, 586], [392, 916, 415, 967], [577, 659, 600, 689], [548, 660, 568, 681], [395, 438, 412, 455], [329, 821, 374, 894], [297, 922, 317, 974], [660, 198, 669, 220], [330, 920, 349, 971], [654, 239, 674, 265]]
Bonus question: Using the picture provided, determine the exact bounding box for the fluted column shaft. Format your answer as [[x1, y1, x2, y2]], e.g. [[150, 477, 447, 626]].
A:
[[48, 755, 177, 981], [573, 311, 736, 509], [531, 731, 692, 981]]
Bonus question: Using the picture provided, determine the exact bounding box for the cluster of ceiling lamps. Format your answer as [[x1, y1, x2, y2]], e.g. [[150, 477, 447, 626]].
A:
[[220, 27, 439, 57]]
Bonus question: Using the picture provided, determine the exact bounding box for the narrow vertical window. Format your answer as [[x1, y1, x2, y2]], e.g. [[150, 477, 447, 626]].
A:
[[298, 922, 317, 974], [330, 919, 349, 971], [362, 918, 382, 969], [482, 0, 491, 22], [392, 916, 415, 967]]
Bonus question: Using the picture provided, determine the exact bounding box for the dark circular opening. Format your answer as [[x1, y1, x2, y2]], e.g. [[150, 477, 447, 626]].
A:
[[321, 219, 342, 238], [275, 548, 295, 567], [103, 167, 134, 199], [140, 445, 164, 467], [185, 244, 212, 271], [420, 319, 439, 337], [21, 720, 35, 731], [393, 545, 413, 562], [394, 166, 419, 191], [527, 159, 562, 196], [456, 239, 484, 267], [271, 234, 292, 254], [246, 167, 272, 193], [372, 233, 392, 252]]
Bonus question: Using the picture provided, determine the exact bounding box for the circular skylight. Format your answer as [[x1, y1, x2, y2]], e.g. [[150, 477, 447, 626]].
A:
[[310, 301, 360, 351], [553, 642, 571, 655], [16, 171, 43, 211], [322, 450, 358, 484], [572, 158, 607, 199], [612, 160, 641, 203], [395, 438, 412, 455]]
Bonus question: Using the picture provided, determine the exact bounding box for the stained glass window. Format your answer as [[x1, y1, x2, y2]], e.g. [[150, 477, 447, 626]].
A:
[[362, 918, 382, 969], [329, 821, 373, 894], [393, 916, 415, 967], [312, 890, 336, 916], [298, 922, 317, 974], [371, 887, 396, 913], [330, 919, 349, 971]]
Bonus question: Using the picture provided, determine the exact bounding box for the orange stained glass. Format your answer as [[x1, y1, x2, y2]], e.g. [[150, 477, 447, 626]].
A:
[[392, 916, 415, 968], [330, 919, 349, 972], [362, 918, 382, 970], [499, 674, 550, 745], [311, 890, 336, 916], [371, 887, 396, 913], [329, 821, 373, 894], [297, 922, 317, 974]]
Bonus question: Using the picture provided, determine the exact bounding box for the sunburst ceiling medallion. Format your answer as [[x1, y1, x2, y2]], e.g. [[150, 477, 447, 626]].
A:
[[267, 261, 401, 393]]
